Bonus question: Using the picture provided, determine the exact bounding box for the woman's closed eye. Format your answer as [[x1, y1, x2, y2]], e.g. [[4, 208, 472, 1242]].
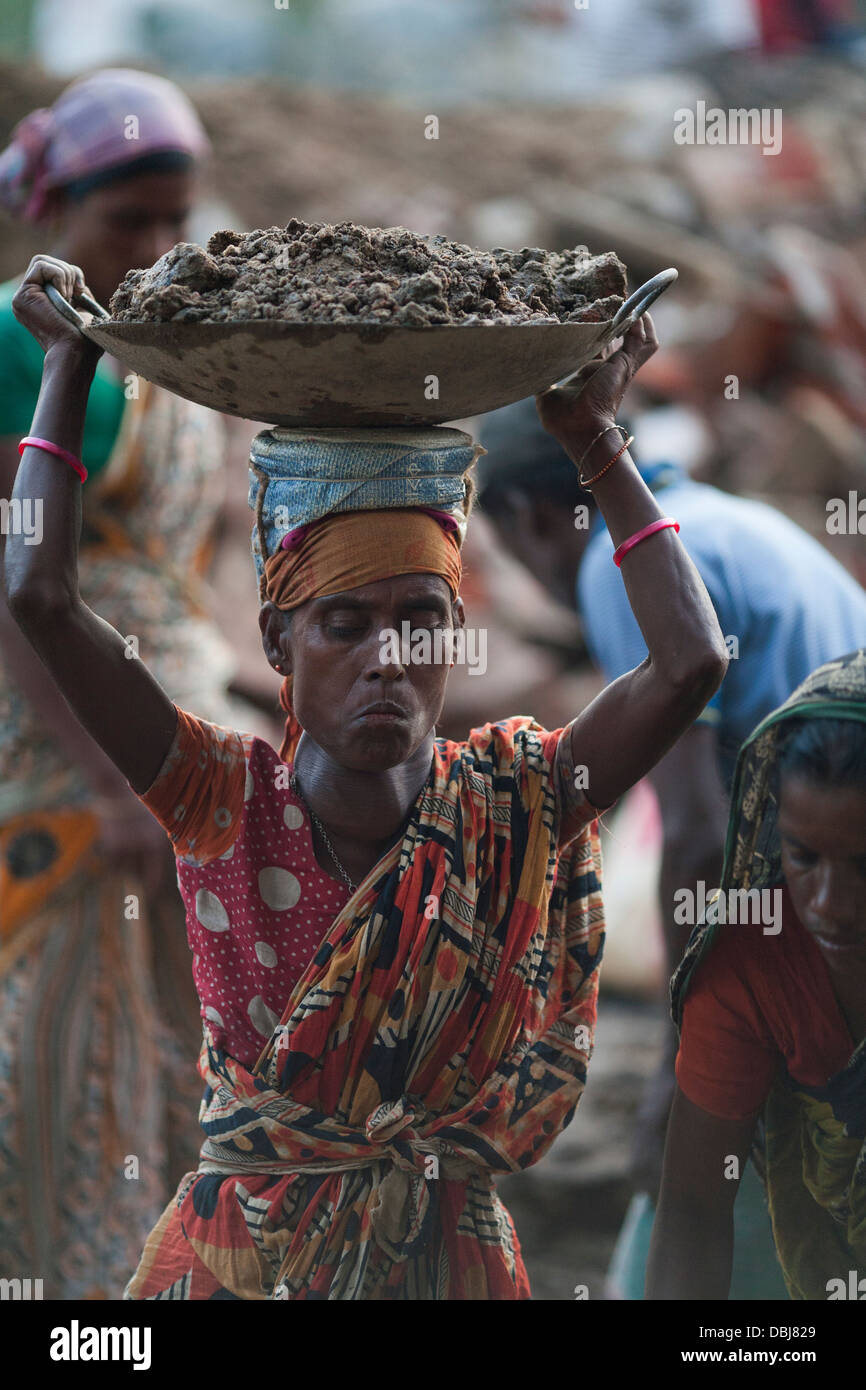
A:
[[326, 617, 368, 640], [785, 843, 818, 870], [402, 608, 448, 630]]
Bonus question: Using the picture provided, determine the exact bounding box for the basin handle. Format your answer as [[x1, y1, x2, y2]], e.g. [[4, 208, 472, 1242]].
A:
[[607, 267, 678, 339], [43, 283, 111, 331], [551, 267, 678, 393]]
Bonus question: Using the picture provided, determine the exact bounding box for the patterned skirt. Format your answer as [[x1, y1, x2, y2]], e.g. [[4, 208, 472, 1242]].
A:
[[0, 859, 203, 1299]]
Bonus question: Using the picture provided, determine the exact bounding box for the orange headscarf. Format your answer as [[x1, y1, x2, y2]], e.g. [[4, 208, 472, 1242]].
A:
[[262, 508, 463, 761]]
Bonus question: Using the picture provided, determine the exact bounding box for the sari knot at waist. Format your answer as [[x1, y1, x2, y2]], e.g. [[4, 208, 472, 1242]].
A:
[[196, 1093, 484, 1263]]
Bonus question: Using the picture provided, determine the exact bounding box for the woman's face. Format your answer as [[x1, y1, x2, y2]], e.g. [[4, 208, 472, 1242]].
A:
[[55, 168, 195, 304], [779, 773, 866, 951], [261, 573, 465, 773]]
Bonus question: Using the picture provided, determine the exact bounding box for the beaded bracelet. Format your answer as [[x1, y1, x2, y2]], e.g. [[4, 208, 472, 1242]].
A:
[[18, 435, 88, 483], [579, 434, 634, 490], [576, 424, 627, 480]]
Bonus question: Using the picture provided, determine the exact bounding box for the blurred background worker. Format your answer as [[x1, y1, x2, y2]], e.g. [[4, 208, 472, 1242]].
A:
[[648, 648, 866, 1302], [0, 68, 277, 1299], [476, 389, 866, 1296]]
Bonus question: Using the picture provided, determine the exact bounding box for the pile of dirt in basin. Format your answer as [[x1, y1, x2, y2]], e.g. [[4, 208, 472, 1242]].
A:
[[109, 219, 627, 326]]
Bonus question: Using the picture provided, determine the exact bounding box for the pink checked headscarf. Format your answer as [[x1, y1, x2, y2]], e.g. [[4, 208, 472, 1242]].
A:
[[0, 68, 210, 223]]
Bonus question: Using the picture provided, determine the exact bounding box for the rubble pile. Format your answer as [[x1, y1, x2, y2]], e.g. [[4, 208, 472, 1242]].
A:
[[108, 219, 626, 326]]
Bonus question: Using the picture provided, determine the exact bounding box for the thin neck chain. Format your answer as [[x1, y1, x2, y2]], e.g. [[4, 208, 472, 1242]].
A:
[[289, 769, 357, 894]]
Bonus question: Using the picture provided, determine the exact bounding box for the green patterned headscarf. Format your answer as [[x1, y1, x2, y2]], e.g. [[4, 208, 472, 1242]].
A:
[[671, 648, 866, 1301], [674, 647, 866, 1016]]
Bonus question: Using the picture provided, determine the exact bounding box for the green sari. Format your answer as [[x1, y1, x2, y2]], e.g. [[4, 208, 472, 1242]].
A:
[[673, 648, 866, 1301]]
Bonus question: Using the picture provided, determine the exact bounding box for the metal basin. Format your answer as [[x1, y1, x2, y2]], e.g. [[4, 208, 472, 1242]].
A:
[[51, 268, 678, 427]]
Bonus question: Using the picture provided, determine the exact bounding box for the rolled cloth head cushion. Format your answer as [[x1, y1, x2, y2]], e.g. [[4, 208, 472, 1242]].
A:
[[264, 508, 462, 611], [0, 68, 210, 222], [248, 425, 479, 596], [249, 426, 476, 762]]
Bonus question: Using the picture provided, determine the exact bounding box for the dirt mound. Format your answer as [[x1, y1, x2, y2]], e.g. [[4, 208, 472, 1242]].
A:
[[109, 219, 626, 326]]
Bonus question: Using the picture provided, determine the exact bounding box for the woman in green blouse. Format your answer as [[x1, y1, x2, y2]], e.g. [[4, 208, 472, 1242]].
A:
[[0, 68, 252, 1299]]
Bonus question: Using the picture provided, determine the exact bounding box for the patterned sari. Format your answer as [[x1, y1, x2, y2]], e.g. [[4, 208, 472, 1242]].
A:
[[125, 719, 605, 1300], [0, 382, 254, 1299], [673, 648, 866, 1300]]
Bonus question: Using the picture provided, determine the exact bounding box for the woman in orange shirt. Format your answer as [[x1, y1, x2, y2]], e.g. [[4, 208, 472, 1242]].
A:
[[648, 649, 866, 1300]]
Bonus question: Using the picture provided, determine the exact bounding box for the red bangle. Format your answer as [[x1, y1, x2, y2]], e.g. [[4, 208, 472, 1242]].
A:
[[613, 517, 680, 568], [18, 435, 87, 483]]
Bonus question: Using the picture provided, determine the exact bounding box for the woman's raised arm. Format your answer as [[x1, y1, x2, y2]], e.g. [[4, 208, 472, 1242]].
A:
[[4, 256, 178, 792], [539, 315, 728, 814]]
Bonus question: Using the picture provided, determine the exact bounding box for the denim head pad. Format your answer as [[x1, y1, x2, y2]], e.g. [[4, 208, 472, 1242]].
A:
[[248, 425, 475, 593]]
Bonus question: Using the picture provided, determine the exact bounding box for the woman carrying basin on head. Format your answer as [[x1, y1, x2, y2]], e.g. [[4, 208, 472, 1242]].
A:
[[6, 255, 727, 1299], [0, 70, 268, 1299], [648, 649, 866, 1300]]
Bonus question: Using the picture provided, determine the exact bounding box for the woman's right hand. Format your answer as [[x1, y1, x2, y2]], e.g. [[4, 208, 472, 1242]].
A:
[[12, 255, 103, 364]]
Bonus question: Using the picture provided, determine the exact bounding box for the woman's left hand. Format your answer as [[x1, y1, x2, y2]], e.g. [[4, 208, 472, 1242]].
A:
[[536, 313, 658, 447]]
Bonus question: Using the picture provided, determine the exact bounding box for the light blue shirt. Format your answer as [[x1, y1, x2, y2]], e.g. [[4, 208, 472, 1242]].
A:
[[577, 466, 866, 784]]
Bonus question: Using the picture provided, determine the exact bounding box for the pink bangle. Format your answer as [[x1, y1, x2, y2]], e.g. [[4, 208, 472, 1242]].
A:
[[613, 517, 680, 568], [18, 435, 87, 483]]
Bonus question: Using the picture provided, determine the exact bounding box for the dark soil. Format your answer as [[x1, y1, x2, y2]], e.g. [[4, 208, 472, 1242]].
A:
[[108, 219, 626, 326]]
